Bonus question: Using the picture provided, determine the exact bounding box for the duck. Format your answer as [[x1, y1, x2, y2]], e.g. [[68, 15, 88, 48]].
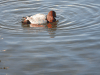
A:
[[22, 11, 56, 25]]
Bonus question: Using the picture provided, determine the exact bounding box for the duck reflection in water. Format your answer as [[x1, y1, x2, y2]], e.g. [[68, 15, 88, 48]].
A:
[[21, 11, 58, 38]]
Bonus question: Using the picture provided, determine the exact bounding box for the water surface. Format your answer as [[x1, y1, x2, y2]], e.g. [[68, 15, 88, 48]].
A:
[[0, 0, 100, 75]]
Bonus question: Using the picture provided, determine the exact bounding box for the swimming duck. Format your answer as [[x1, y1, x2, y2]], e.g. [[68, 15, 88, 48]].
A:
[[22, 11, 56, 24]]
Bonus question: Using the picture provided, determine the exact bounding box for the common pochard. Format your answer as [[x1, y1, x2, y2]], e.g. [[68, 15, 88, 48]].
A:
[[22, 11, 56, 24]]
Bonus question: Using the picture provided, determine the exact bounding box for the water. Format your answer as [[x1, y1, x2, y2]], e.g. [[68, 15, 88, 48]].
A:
[[0, 0, 100, 75]]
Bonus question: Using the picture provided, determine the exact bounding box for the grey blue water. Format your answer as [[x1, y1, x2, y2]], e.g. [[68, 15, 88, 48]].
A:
[[0, 0, 100, 75]]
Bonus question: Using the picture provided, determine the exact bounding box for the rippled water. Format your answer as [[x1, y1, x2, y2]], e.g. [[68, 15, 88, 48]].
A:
[[0, 0, 100, 75]]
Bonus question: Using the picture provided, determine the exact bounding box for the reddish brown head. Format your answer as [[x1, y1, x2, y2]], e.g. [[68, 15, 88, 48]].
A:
[[47, 11, 56, 23]]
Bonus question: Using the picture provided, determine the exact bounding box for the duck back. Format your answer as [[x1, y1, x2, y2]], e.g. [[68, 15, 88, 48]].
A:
[[26, 14, 47, 24]]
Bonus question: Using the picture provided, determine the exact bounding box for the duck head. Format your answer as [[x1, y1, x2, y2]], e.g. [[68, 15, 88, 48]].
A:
[[47, 11, 56, 23]]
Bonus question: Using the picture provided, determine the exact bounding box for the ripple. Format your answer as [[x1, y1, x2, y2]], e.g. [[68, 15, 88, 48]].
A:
[[0, 0, 100, 34], [0, 0, 45, 33], [0, 0, 100, 33], [57, 3, 100, 31]]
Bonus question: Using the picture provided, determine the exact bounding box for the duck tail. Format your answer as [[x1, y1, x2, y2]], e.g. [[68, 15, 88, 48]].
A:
[[21, 17, 31, 24]]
